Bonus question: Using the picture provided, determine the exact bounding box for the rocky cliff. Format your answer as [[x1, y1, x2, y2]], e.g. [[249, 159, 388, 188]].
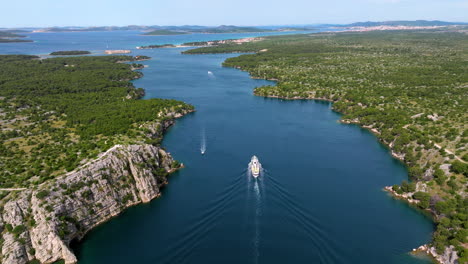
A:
[[0, 143, 179, 264]]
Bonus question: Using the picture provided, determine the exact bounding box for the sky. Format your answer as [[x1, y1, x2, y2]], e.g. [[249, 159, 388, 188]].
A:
[[1, 0, 467, 28]]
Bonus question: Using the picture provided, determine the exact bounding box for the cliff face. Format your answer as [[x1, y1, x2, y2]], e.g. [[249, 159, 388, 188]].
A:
[[0, 143, 178, 264]]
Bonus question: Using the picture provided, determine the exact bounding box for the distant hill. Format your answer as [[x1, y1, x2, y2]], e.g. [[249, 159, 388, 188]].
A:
[[343, 20, 467, 27], [194, 25, 272, 33], [143, 26, 271, 35], [143, 30, 189, 36], [34, 25, 273, 34]]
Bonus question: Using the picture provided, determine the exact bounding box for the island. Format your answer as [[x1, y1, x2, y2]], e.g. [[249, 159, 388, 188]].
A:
[[196, 25, 271, 33], [142, 26, 272, 36], [184, 29, 468, 264], [0, 31, 33, 43], [136, 44, 175, 49], [143, 30, 189, 36], [0, 55, 194, 264], [50, 50, 91, 55]]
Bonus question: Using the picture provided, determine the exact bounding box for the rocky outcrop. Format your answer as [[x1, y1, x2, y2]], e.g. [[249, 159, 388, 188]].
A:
[[386, 185, 460, 264], [413, 245, 459, 264], [0, 144, 179, 264]]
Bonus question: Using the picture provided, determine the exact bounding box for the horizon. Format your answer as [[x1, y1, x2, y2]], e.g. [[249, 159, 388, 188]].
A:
[[1, 20, 468, 30], [1, 0, 467, 28]]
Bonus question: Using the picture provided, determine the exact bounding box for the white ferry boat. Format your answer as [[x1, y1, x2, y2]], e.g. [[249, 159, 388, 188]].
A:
[[249, 156, 261, 178]]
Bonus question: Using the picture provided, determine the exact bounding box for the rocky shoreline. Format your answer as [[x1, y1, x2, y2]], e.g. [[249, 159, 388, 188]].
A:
[[384, 187, 459, 264], [0, 114, 191, 263]]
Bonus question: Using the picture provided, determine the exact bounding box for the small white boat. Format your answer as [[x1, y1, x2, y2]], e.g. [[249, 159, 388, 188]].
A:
[[208, 71, 213, 75], [249, 156, 261, 178]]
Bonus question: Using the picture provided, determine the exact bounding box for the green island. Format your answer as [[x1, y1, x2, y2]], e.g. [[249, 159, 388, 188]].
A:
[[0, 55, 193, 189], [143, 30, 189, 36], [137, 44, 176, 49], [185, 30, 468, 262], [49, 51, 91, 56], [0, 31, 32, 43]]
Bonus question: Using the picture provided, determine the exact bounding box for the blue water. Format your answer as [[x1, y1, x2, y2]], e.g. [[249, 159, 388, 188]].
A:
[[0, 30, 433, 264]]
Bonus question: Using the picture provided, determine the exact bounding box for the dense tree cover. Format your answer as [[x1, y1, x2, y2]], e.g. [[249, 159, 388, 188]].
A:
[[186, 30, 468, 260], [50, 51, 91, 55], [0, 55, 193, 188]]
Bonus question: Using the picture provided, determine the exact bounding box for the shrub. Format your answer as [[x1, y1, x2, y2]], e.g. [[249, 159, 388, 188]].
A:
[[450, 161, 467, 177], [413, 192, 430, 209], [12, 224, 26, 235], [36, 190, 49, 199]]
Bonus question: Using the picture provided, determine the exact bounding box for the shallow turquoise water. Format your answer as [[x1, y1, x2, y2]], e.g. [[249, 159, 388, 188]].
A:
[[0, 31, 433, 264]]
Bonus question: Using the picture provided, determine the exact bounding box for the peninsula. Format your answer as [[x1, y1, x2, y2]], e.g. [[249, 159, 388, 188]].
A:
[[0, 55, 194, 264]]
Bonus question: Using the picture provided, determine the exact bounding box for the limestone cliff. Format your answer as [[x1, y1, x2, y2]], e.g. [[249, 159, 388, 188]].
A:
[[0, 143, 179, 264]]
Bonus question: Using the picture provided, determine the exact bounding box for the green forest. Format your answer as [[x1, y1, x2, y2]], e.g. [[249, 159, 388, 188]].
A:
[[186, 30, 468, 261], [0, 55, 193, 189]]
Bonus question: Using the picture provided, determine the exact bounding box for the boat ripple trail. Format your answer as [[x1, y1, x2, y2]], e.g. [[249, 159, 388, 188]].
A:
[[253, 179, 262, 264], [159, 174, 243, 264], [265, 172, 346, 264], [246, 163, 265, 264]]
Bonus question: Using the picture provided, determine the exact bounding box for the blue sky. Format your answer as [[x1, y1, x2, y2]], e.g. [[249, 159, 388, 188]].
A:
[[1, 0, 467, 27]]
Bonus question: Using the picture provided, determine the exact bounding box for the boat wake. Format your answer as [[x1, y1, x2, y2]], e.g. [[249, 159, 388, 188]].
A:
[[160, 174, 243, 263], [253, 180, 262, 264], [266, 173, 346, 264], [246, 165, 265, 264], [200, 127, 206, 155], [207, 71, 215, 79]]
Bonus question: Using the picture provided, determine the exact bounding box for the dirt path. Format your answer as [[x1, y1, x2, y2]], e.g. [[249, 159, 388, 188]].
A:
[[434, 143, 466, 163]]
